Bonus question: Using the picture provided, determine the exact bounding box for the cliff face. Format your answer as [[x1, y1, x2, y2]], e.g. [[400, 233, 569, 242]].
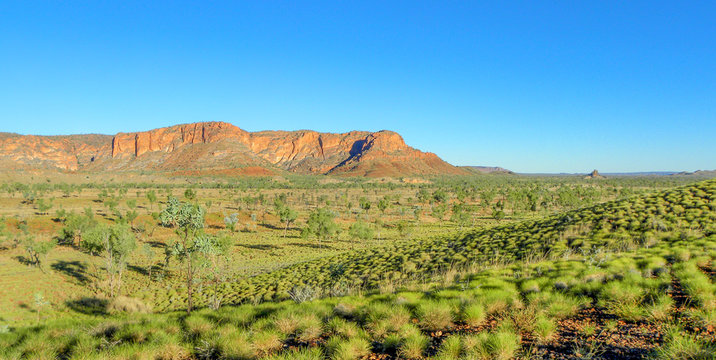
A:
[[0, 133, 111, 171], [0, 122, 467, 176], [110, 122, 248, 158]]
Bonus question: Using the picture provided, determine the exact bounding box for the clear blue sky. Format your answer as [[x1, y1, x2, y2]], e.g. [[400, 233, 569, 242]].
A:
[[1, 1, 714, 173]]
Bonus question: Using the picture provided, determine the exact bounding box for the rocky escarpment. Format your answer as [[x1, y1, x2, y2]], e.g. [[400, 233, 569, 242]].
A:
[[0, 133, 111, 171], [0, 122, 467, 177]]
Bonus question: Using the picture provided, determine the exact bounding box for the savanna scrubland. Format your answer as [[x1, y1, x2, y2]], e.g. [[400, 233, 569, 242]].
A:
[[1, 172, 715, 359]]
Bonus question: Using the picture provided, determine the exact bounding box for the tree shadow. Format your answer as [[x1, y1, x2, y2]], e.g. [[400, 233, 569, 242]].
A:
[[237, 244, 279, 251], [127, 264, 149, 276], [18, 303, 34, 312], [51, 260, 90, 284], [14, 255, 34, 266], [66, 297, 108, 315], [144, 240, 166, 249], [258, 223, 283, 231], [286, 242, 335, 250]]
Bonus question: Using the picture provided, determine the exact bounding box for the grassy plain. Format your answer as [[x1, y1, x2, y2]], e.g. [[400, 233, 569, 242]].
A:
[[0, 171, 714, 359]]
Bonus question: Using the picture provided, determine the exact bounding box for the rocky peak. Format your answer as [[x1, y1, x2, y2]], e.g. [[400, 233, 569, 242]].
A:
[[585, 169, 605, 179]]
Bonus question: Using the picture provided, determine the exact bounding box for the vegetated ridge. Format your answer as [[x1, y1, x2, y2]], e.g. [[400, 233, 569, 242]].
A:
[[0, 122, 468, 177], [461, 166, 514, 174], [152, 179, 716, 311]]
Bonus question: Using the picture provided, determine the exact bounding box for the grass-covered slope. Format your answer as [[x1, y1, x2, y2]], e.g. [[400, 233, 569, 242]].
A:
[[3, 180, 716, 359], [153, 180, 716, 310], [3, 230, 715, 359]]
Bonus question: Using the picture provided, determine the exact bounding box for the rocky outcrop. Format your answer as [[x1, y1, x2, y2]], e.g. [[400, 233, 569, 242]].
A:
[[585, 169, 605, 179], [0, 122, 467, 177]]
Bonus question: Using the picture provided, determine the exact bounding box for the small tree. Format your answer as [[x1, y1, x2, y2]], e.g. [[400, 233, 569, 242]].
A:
[[431, 204, 448, 221], [125, 210, 139, 227], [34, 292, 50, 324], [302, 208, 340, 247], [374, 219, 385, 240], [146, 190, 157, 210], [223, 213, 239, 232], [159, 196, 182, 228], [184, 188, 197, 201], [450, 204, 471, 230], [359, 197, 371, 214], [377, 196, 390, 215], [396, 220, 412, 238], [35, 198, 53, 215], [83, 224, 137, 297], [141, 243, 156, 283], [104, 197, 119, 214], [432, 189, 448, 204], [492, 208, 506, 222], [23, 237, 56, 272], [60, 211, 97, 247], [348, 221, 374, 246], [277, 205, 298, 238], [164, 200, 224, 313], [22, 191, 36, 205]]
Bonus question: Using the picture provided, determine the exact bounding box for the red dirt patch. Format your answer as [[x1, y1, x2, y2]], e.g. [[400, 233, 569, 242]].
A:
[[169, 166, 276, 177]]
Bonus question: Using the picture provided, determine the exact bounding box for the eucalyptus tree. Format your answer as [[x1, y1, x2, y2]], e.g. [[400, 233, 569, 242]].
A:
[[359, 196, 371, 214], [451, 203, 471, 230], [35, 198, 53, 215], [302, 208, 340, 247], [83, 224, 137, 297], [23, 237, 56, 272], [377, 196, 390, 215], [60, 211, 97, 247], [275, 198, 298, 238], [163, 199, 226, 313], [146, 190, 157, 210], [349, 221, 374, 244]]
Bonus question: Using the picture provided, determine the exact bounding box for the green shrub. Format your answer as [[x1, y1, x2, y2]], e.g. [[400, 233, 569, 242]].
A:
[[436, 335, 462, 360], [251, 330, 283, 357], [654, 327, 716, 359], [463, 330, 521, 360], [106, 296, 152, 314], [533, 316, 557, 343], [327, 336, 371, 360], [462, 303, 486, 327], [398, 332, 429, 359], [417, 300, 454, 331]]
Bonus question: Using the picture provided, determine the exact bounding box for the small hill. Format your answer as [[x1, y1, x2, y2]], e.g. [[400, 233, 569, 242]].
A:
[[673, 169, 716, 178], [462, 166, 514, 174], [0, 122, 467, 177]]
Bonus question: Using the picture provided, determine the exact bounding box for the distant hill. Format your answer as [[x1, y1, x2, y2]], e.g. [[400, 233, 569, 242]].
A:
[[672, 169, 716, 177], [0, 122, 469, 177], [461, 166, 514, 174]]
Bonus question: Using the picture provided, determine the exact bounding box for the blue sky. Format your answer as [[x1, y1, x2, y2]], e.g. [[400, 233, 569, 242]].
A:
[[1, 1, 714, 173]]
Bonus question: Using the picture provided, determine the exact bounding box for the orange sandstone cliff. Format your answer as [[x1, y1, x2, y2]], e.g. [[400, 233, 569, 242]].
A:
[[0, 122, 467, 177]]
